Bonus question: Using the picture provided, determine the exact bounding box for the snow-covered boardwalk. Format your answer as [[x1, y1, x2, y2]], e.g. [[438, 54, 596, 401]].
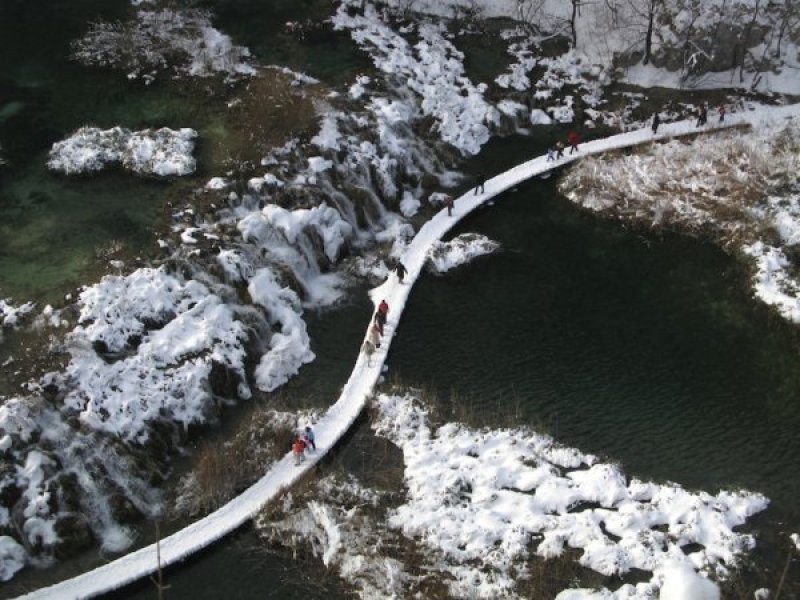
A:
[[19, 104, 799, 600]]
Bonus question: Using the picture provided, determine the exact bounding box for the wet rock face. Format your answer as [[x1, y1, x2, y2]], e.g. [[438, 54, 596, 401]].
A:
[[53, 515, 94, 559]]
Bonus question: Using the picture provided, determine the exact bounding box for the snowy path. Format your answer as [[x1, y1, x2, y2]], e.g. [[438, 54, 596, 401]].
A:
[[19, 104, 800, 599]]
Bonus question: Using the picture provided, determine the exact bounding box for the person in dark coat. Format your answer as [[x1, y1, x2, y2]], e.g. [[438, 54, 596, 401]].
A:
[[567, 131, 580, 154], [444, 195, 454, 216], [473, 173, 486, 195], [651, 112, 661, 134], [696, 104, 708, 127], [555, 141, 565, 159], [395, 261, 408, 283]]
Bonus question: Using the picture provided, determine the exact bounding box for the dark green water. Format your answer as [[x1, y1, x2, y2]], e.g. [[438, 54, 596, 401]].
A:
[[391, 177, 800, 518]]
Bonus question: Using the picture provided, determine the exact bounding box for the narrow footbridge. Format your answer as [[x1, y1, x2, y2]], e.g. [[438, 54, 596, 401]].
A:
[[19, 103, 799, 599]]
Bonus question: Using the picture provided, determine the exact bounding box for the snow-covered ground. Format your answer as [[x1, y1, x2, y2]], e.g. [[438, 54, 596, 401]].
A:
[[19, 103, 800, 600], [48, 127, 197, 176]]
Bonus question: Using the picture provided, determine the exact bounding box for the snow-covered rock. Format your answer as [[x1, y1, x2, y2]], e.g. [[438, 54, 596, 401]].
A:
[[48, 126, 197, 176], [426, 233, 499, 273]]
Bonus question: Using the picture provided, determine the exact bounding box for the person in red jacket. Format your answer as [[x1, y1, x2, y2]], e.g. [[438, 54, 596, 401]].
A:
[[718, 104, 726, 123], [292, 435, 306, 465], [378, 299, 389, 316], [567, 131, 580, 154]]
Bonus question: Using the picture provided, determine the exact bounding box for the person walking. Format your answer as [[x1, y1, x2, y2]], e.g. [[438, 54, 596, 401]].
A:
[[546, 147, 555, 161], [567, 131, 580, 154], [696, 104, 707, 127], [555, 141, 565, 159], [395, 261, 407, 283], [361, 339, 376, 366], [304, 426, 316, 451], [369, 322, 381, 348], [473, 173, 486, 195], [444, 195, 454, 216], [292, 435, 306, 465], [378, 299, 389, 316], [718, 104, 725, 123], [374, 309, 386, 336], [651, 112, 661, 134]]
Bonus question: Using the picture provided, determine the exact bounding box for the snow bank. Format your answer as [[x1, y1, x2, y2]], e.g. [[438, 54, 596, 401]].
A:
[[48, 126, 197, 176], [374, 392, 766, 598], [72, 8, 255, 81], [426, 233, 499, 273], [743, 242, 800, 324]]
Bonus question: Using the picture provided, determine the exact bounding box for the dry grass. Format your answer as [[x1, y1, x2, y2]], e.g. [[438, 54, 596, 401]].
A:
[[218, 68, 327, 165], [560, 125, 800, 250], [171, 405, 296, 517]]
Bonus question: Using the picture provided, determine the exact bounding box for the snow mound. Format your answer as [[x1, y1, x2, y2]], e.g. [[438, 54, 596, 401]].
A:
[[426, 233, 500, 273], [48, 126, 197, 176], [658, 560, 720, 600], [62, 267, 250, 442], [0, 537, 26, 582]]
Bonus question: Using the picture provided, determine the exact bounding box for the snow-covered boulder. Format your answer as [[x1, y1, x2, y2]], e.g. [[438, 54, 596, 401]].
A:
[[48, 127, 197, 177]]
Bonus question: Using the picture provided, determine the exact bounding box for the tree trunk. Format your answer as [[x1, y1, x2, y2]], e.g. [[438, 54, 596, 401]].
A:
[[644, 0, 656, 64]]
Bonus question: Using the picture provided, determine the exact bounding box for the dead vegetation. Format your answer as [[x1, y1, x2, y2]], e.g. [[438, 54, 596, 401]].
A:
[[559, 124, 800, 250], [170, 404, 296, 518]]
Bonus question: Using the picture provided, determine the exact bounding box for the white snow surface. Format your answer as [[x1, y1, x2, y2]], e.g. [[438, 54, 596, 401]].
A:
[[48, 127, 197, 176], [20, 102, 800, 600]]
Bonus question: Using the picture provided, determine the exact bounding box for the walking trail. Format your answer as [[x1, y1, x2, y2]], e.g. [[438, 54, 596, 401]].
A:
[[19, 103, 800, 599]]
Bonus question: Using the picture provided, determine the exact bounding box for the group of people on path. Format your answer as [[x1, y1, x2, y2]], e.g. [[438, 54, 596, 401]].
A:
[[650, 103, 726, 135], [362, 298, 390, 366], [291, 426, 316, 465], [546, 130, 581, 161], [695, 103, 725, 127]]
